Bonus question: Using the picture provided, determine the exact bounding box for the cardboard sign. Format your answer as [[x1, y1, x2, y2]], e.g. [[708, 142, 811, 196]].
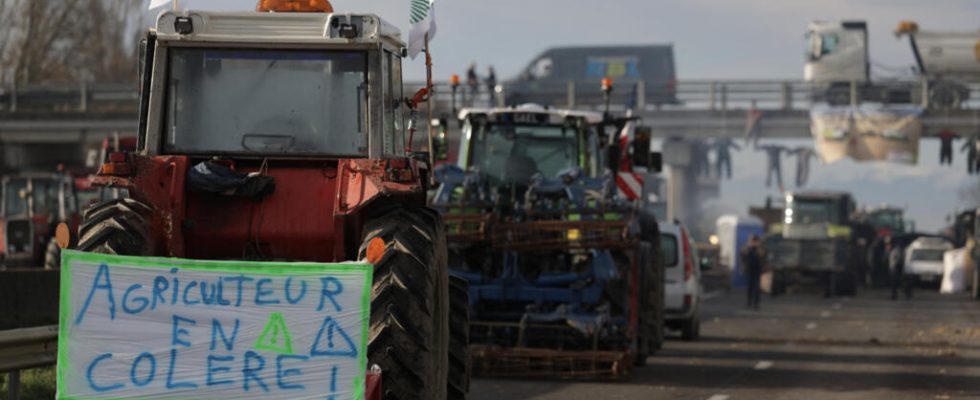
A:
[[57, 250, 371, 400]]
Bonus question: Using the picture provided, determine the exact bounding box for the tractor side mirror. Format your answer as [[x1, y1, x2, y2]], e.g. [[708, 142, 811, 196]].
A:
[[606, 143, 621, 173], [430, 117, 449, 161], [632, 127, 653, 169]]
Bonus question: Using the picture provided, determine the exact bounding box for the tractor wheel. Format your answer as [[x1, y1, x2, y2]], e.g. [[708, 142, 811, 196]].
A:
[[680, 312, 700, 341], [632, 242, 656, 367], [448, 275, 470, 399], [76, 199, 152, 255], [43, 239, 60, 269], [834, 271, 858, 297], [359, 207, 450, 400], [647, 240, 666, 353]]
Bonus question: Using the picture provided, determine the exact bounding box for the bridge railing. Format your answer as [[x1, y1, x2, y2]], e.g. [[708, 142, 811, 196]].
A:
[[2, 79, 978, 116], [409, 79, 980, 114]]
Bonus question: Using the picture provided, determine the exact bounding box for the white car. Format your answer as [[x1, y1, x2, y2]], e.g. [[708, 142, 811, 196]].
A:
[[904, 237, 954, 284], [660, 221, 702, 340]]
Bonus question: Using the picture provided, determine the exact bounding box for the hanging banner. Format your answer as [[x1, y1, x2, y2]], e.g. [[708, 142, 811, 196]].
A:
[[56, 250, 371, 400], [810, 105, 923, 164]]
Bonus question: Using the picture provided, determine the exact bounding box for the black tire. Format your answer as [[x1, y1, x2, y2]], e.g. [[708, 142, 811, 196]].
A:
[[834, 271, 858, 296], [76, 199, 152, 255], [648, 240, 666, 352], [44, 239, 60, 269], [633, 241, 653, 367], [680, 312, 700, 341], [770, 271, 786, 297], [359, 207, 449, 400], [448, 275, 470, 399]]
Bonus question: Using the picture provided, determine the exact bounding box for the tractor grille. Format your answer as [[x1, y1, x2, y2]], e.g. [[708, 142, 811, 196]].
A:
[[5, 220, 33, 253]]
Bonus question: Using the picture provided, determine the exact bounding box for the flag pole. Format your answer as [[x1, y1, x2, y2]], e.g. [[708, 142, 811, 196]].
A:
[[424, 32, 435, 181]]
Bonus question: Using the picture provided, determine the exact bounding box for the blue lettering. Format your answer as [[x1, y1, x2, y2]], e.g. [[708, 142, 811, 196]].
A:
[[206, 355, 235, 386], [200, 281, 217, 305], [122, 284, 149, 315], [171, 315, 196, 348], [275, 354, 308, 390], [170, 268, 180, 305], [242, 350, 269, 392], [166, 348, 198, 389], [75, 263, 115, 325], [284, 277, 307, 305], [182, 281, 199, 305], [86, 353, 123, 392], [210, 318, 240, 352], [255, 278, 280, 306], [216, 279, 231, 306], [316, 277, 343, 312], [151, 276, 169, 310], [129, 352, 156, 387], [223, 275, 254, 307]]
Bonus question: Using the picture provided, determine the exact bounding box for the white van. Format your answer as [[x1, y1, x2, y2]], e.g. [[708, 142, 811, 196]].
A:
[[660, 221, 702, 340], [904, 237, 954, 284]]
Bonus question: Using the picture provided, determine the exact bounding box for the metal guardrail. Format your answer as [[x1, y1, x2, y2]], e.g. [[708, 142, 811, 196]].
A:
[[2, 79, 979, 116], [0, 325, 58, 400]]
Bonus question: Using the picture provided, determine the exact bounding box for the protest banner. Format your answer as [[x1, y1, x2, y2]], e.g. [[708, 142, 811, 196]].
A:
[[56, 250, 371, 399], [810, 105, 923, 164]]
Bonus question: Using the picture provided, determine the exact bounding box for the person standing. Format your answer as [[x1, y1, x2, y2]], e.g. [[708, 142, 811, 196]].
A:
[[887, 238, 912, 300], [485, 66, 497, 107], [741, 235, 764, 310], [466, 63, 479, 107]]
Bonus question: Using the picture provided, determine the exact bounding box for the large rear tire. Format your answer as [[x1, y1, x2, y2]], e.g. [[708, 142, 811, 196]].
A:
[[448, 275, 470, 399], [359, 207, 450, 400], [75, 199, 152, 255], [633, 241, 653, 367], [648, 241, 666, 353]]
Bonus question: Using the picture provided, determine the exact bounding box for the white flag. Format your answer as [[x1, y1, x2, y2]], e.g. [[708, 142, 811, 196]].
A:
[[148, 0, 171, 10], [407, 0, 436, 60]]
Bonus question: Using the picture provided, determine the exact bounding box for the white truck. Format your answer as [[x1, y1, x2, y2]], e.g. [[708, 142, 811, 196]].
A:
[[805, 20, 978, 108], [895, 20, 980, 109]]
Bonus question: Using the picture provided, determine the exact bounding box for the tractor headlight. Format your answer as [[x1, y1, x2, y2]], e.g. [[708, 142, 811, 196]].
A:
[[567, 229, 581, 241]]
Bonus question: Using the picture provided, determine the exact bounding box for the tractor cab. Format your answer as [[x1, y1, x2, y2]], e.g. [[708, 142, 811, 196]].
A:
[[140, 7, 407, 160], [458, 106, 605, 185]]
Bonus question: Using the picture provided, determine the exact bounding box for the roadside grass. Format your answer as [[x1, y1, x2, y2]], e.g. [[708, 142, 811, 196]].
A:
[[0, 367, 56, 400]]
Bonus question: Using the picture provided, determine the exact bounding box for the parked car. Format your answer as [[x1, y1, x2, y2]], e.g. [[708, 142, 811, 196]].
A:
[[904, 236, 954, 285], [661, 221, 703, 340]]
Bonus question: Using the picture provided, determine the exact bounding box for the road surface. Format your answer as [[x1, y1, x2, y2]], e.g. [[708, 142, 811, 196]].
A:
[[470, 287, 980, 400]]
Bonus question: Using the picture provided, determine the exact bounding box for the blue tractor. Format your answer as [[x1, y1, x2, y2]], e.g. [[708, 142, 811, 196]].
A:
[[431, 105, 664, 379]]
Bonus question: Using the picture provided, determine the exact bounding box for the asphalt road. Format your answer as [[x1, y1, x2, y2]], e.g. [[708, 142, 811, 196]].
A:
[[470, 287, 980, 400]]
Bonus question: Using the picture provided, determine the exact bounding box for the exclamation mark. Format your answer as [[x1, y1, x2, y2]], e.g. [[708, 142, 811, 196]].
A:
[[327, 365, 338, 400]]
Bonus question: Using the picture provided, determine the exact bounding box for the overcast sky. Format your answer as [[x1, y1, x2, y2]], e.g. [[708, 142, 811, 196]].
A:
[[149, 0, 980, 231]]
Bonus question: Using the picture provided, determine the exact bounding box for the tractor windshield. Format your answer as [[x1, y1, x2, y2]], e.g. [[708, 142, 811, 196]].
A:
[[788, 197, 840, 225], [165, 48, 367, 156], [4, 178, 28, 216], [469, 123, 582, 185], [868, 210, 904, 232]]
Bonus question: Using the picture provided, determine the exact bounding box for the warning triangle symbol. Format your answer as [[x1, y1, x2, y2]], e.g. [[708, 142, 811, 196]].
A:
[[310, 316, 358, 358], [254, 312, 294, 355]]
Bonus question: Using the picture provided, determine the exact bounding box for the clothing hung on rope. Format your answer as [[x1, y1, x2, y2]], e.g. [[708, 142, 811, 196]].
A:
[[756, 144, 787, 191], [937, 129, 958, 165], [789, 147, 817, 187], [714, 138, 741, 179]]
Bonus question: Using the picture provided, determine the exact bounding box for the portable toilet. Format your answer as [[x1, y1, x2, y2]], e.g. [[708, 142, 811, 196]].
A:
[[716, 215, 765, 288]]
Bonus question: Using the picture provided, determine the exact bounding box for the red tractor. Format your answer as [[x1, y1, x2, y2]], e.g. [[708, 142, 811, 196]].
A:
[[1, 172, 81, 269], [64, 1, 465, 398]]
